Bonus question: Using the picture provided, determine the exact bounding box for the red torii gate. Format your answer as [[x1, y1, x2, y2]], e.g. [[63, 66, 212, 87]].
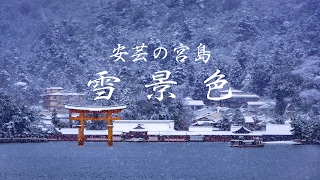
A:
[[65, 105, 126, 146]]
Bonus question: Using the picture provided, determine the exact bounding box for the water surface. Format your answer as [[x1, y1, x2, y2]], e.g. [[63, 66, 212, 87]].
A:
[[1, 142, 319, 180]]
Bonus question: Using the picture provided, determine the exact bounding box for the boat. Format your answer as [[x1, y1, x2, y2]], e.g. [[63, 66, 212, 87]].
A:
[[292, 139, 306, 145], [263, 140, 303, 145], [131, 138, 145, 142], [230, 139, 264, 148]]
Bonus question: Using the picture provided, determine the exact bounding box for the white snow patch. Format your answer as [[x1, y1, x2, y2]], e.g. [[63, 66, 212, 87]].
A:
[[15, 82, 27, 86]]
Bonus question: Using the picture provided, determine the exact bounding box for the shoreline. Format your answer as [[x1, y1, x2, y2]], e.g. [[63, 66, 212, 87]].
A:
[[1, 138, 317, 145], [0, 138, 48, 144]]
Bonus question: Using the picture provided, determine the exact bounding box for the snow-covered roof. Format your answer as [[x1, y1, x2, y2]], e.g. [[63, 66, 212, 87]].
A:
[[58, 120, 292, 136], [59, 128, 113, 135], [15, 82, 28, 86], [113, 120, 175, 132], [232, 126, 252, 134], [44, 92, 85, 96], [247, 101, 268, 106], [216, 107, 230, 112], [220, 89, 243, 93], [41, 120, 52, 125], [194, 108, 213, 115], [262, 124, 292, 135], [284, 119, 291, 125], [184, 100, 205, 106], [219, 89, 260, 99], [195, 107, 213, 114], [195, 113, 212, 119], [191, 121, 215, 126], [46, 87, 64, 90], [256, 115, 273, 122], [65, 105, 126, 111], [41, 115, 52, 120], [257, 122, 267, 127], [194, 111, 220, 120], [57, 114, 69, 119], [248, 101, 276, 110], [189, 127, 213, 132], [183, 97, 205, 106], [224, 94, 259, 98], [187, 130, 262, 136], [259, 102, 276, 109], [244, 116, 254, 123]]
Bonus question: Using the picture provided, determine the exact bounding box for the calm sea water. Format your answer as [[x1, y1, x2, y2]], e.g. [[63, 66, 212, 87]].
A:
[[0, 142, 319, 180]]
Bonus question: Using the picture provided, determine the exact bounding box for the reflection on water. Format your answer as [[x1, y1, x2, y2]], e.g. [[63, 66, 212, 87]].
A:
[[0, 142, 319, 180]]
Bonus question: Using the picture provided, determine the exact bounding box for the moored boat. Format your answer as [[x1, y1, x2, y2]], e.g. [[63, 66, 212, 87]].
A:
[[131, 137, 145, 142], [230, 139, 264, 148]]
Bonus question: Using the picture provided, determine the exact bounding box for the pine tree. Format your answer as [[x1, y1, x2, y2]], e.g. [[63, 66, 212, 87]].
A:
[[51, 109, 60, 127], [0, 93, 16, 125], [291, 114, 309, 140], [220, 115, 231, 131], [232, 109, 245, 126]]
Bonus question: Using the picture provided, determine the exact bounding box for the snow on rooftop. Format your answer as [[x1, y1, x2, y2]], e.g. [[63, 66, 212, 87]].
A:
[[41, 120, 52, 125], [47, 87, 64, 90], [64, 105, 126, 111], [285, 119, 291, 125], [244, 116, 254, 123], [231, 126, 252, 133], [259, 103, 276, 109], [184, 97, 193, 100], [57, 114, 69, 118], [184, 100, 205, 106], [220, 89, 243, 93], [262, 124, 292, 135], [15, 82, 27, 86], [224, 94, 259, 98], [58, 120, 292, 136], [216, 107, 230, 112], [31, 106, 43, 110], [247, 101, 269, 105], [256, 115, 273, 122], [59, 128, 111, 135], [44, 92, 85, 96], [194, 107, 216, 115], [183, 97, 205, 106], [193, 121, 215, 125], [194, 112, 222, 121], [220, 89, 260, 98], [42, 116, 52, 120], [59, 120, 176, 135], [113, 120, 175, 132], [189, 126, 213, 132], [188, 130, 262, 136]]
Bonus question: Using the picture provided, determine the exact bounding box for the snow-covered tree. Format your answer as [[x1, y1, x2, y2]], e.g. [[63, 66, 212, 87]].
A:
[[219, 115, 231, 131], [51, 109, 60, 127], [232, 108, 245, 126]]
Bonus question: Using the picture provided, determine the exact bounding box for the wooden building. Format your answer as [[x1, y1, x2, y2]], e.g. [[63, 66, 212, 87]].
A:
[[183, 97, 205, 110], [55, 121, 293, 143], [219, 89, 260, 108], [42, 87, 84, 113]]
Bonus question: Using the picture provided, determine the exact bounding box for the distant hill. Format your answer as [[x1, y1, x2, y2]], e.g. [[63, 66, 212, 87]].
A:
[[0, 0, 319, 119]]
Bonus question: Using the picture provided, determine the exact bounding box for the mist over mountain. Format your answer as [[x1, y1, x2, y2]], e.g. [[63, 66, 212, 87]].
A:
[[0, 0, 319, 121]]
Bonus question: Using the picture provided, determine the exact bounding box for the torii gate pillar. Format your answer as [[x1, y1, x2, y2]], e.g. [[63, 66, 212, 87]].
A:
[[65, 105, 126, 146]]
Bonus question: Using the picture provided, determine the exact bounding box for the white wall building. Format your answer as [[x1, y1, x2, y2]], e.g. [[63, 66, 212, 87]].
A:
[[183, 97, 205, 110]]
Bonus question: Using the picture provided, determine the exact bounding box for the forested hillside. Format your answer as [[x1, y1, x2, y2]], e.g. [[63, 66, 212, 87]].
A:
[[0, 0, 319, 126]]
